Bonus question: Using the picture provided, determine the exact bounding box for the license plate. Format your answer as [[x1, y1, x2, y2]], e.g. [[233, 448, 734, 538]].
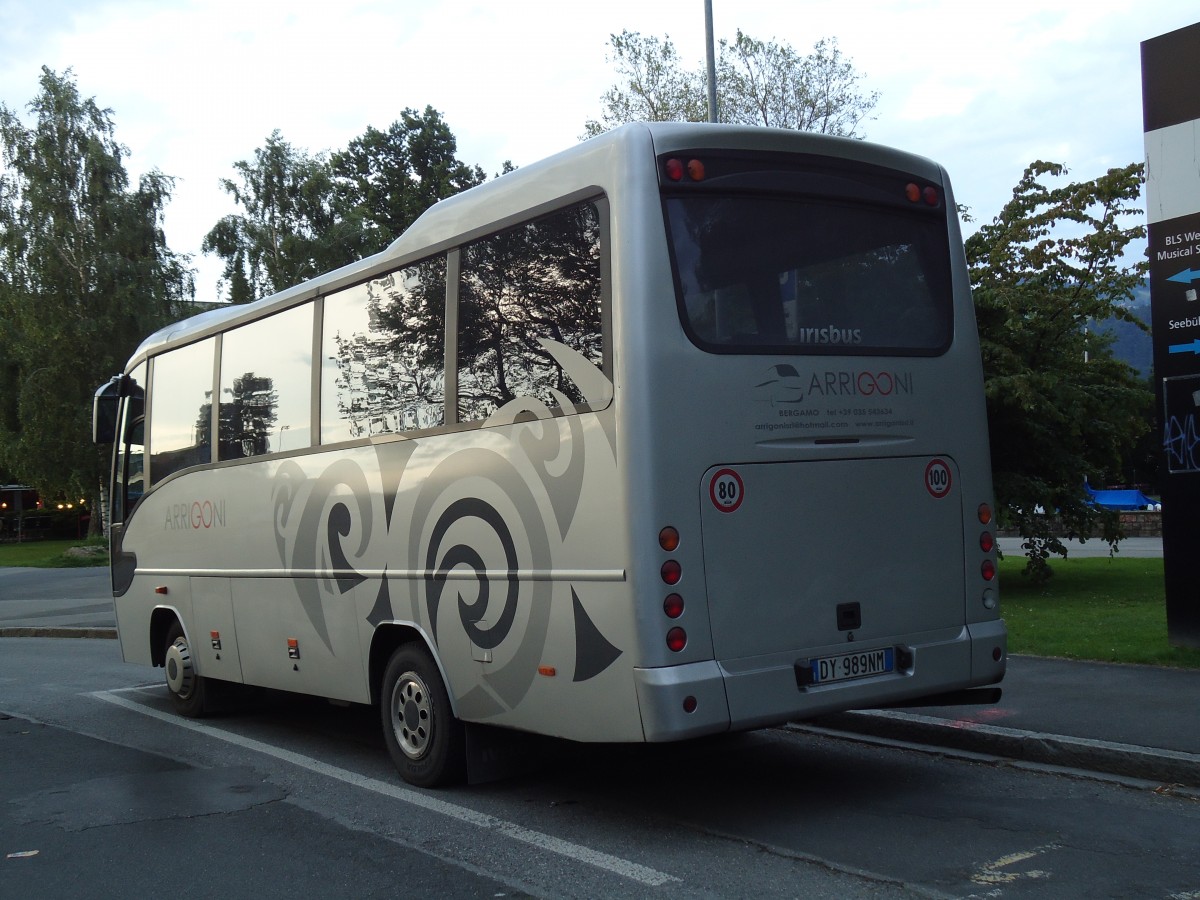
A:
[[810, 647, 894, 685]]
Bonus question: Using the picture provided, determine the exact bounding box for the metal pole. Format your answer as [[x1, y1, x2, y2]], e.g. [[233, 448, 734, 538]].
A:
[[705, 0, 718, 123]]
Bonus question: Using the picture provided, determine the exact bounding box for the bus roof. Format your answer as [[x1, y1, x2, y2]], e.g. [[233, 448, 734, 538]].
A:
[[126, 122, 944, 369]]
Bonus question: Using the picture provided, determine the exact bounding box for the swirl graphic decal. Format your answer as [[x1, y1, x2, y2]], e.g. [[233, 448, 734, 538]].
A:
[[409, 446, 554, 716], [426, 497, 520, 650], [273, 339, 621, 717], [272, 458, 373, 650]]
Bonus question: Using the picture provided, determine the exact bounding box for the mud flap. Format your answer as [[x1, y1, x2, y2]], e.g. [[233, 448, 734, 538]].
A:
[[464, 722, 552, 784]]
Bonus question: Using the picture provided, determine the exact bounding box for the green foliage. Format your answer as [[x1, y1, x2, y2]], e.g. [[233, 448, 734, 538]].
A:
[[204, 108, 486, 304], [718, 33, 878, 134], [202, 131, 349, 302], [0, 67, 193, 515], [331, 107, 486, 255], [967, 162, 1151, 579], [583, 31, 708, 136], [584, 30, 878, 137]]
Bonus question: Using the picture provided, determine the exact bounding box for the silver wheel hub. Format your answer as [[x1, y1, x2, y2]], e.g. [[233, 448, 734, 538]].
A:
[[165, 636, 195, 699], [390, 671, 432, 760]]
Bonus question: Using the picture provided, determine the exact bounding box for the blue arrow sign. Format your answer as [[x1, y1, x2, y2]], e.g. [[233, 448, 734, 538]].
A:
[[1169, 340, 1200, 355], [1168, 268, 1200, 284]]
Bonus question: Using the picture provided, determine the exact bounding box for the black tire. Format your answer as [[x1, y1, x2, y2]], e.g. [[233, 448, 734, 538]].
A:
[[163, 620, 210, 717], [380, 644, 465, 788]]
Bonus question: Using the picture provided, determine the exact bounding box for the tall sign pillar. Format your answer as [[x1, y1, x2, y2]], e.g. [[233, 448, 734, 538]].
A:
[[1143, 22, 1200, 648]]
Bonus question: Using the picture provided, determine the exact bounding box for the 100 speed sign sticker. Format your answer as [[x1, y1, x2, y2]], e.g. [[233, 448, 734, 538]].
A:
[[924, 458, 952, 499]]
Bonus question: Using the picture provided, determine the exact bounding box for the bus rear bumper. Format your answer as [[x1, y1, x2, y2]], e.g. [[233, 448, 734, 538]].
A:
[[634, 622, 1006, 741], [633, 660, 732, 741]]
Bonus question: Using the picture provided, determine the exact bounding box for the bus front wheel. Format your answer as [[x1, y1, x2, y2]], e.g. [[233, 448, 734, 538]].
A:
[[164, 620, 210, 717], [381, 644, 465, 787]]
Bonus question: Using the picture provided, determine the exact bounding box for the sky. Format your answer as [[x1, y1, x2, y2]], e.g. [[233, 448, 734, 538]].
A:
[[1, 0, 1197, 302]]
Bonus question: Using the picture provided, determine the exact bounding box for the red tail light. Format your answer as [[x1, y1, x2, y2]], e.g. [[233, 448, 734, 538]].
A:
[[659, 526, 680, 552], [666, 627, 687, 652]]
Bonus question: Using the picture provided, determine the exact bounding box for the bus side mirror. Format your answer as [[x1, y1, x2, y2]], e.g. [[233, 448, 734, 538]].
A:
[[93, 377, 122, 444]]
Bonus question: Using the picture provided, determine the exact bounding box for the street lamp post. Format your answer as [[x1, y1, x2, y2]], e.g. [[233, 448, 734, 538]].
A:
[[705, 0, 718, 123]]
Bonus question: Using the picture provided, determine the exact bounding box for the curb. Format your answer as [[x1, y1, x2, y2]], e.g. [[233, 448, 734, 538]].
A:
[[807, 710, 1200, 789], [0, 626, 117, 639]]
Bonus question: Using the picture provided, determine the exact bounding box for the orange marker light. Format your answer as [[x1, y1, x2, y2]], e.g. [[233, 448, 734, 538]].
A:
[[659, 526, 680, 552]]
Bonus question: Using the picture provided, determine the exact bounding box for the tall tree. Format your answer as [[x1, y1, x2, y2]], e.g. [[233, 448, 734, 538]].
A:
[[719, 33, 878, 134], [584, 30, 878, 137], [331, 106, 486, 255], [202, 131, 350, 302], [966, 161, 1151, 578], [583, 31, 709, 136], [205, 110, 486, 304], [0, 67, 192, 516]]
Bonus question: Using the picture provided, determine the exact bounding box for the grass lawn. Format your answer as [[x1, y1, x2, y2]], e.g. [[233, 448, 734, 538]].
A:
[[0, 538, 108, 568], [1000, 555, 1200, 669]]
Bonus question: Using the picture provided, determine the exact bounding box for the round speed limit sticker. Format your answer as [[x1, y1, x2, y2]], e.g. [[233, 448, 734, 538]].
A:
[[709, 468, 745, 513], [924, 458, 952, 499]]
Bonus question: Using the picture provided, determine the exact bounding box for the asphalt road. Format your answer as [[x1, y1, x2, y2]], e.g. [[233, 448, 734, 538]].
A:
[[0, 567, 113, 632], [2, 638, 1197, 899], [997, 536, 1163, 558]]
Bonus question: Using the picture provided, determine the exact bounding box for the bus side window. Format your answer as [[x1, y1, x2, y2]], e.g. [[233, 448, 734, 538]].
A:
[[219, 303, 313, 459], [149, 338, 215, 484], [118, 417, 145, 522], [321, 258, 447, 442], [457, 200, 604, 421], [114, 363, 146, 524]]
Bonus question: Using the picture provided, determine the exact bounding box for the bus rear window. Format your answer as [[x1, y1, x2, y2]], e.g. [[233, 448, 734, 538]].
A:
[[665, 194, 952, 355]]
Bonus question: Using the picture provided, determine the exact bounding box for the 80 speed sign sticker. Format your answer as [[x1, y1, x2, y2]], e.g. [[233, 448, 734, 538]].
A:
[[709, 468, 745, 513]]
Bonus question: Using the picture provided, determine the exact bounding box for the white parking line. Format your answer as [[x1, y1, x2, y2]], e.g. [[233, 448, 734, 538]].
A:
[[90, 688, 680, 888]]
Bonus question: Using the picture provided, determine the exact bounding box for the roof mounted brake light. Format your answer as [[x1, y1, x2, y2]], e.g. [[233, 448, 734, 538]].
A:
[[665, 158, 706, 183], [905, 183, 941, 206]]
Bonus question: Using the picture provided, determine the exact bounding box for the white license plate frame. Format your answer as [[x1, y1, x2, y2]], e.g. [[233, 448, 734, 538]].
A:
[[809, 647, 895, 685]]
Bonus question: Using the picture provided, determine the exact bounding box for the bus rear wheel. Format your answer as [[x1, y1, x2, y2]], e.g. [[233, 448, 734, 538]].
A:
[[164, 620, 210, 717], [381, 644, 465, 788]]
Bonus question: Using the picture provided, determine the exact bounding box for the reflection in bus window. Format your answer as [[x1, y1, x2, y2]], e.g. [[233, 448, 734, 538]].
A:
[[321, 258, 447, 442], [457, 201, 603, 421], [149, 338, 214, 484], [220, 304, 313, 459]]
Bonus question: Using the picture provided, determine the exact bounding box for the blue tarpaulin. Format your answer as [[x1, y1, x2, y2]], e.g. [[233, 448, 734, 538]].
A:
[[1084, 483, 1159, 510]]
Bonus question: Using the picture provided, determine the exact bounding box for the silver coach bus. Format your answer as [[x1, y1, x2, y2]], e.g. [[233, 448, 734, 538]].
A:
[[94, 122, 1005, 786]]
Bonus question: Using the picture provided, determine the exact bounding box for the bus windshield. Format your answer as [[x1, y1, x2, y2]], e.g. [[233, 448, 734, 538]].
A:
[[664, 193, 953, 356]]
